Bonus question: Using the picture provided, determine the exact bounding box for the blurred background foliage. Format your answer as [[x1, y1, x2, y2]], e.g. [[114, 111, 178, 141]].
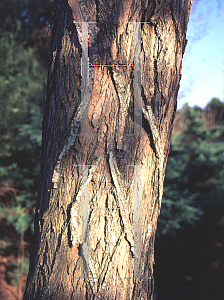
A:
[[0, 0, 224, 299], [155, 102, 224, 300], [0, 0, 53, 298]]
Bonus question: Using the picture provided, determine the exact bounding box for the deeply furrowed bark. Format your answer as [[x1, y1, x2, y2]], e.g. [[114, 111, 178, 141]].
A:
[[24, 0, 193, 299]]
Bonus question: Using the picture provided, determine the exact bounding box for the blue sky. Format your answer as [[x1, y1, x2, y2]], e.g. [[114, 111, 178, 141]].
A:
[[177, 0, 224, 109]]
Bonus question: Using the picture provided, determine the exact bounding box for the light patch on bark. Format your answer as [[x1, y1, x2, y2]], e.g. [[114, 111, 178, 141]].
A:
[[69, 159, 101, 246], [70, 201, 82, 245]]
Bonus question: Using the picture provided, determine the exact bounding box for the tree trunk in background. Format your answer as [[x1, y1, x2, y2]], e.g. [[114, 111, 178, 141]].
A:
[[24, 0, 193, 299]]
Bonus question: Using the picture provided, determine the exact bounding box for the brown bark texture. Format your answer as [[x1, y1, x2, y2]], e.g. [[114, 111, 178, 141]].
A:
[[23, 0, 193, 299]]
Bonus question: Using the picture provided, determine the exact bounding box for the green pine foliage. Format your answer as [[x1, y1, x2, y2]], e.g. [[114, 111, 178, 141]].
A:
[[158, 103, 224, 236], [0, 31, 46, 196], [156, 102, 224, 300], [0, 0, 52, 291], [0, 24, 47, 271]]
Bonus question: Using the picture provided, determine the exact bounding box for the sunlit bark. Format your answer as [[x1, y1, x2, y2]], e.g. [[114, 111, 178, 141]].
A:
[[24, 0, 193, 299]]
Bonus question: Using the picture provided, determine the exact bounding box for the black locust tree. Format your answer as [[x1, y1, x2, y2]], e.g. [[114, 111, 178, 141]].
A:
[[24, 0, 193, 299]]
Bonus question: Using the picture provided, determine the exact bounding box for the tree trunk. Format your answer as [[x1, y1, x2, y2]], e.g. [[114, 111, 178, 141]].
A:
[[24, 0, 193, 299]]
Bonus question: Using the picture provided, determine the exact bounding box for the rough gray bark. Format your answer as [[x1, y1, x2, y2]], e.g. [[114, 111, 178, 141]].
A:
[[24, 0, 193, 299]]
